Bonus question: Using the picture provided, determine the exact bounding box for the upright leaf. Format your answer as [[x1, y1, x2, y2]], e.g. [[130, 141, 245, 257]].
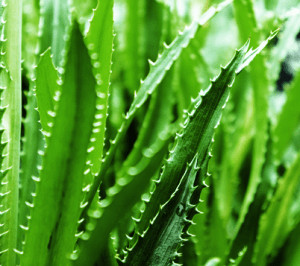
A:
[[124, 34, 274, 265], [124, 0, 146, 94], [40, 0, 70, 67], [84, 0, 114, 175], [35, 49, 58, 133], [125, 154, 207, 266], [254, 154, 300, 265], [74, 138, 169, 265], [0, 0, 22, 264], [18, 84, 44, 251], [21, 22, 97, 266], [134, 40, 250, 239], [233, 0, 273, 239], [19, 0, 42, 251], [85, 0, 233, 210], [274, 69, 300, 162], [22, 0, 40, 76]]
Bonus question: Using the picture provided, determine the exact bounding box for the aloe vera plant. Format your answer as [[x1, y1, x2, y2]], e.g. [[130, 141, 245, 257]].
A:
[[0, 0, 300, 265]]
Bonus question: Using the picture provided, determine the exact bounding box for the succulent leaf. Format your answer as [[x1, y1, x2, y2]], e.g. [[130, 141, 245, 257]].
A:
[[135, 41, 250, 236], [85, 0, 232, 215], [274, 68, 300, 161], [74, 136, 170, 265], [21, 21, 98, 266], [125, 154, 205, 266], [233, 0, 277, 240], [35, 49, 59, 134], [0, 0, 22, 264], [39, 0, 70, 67], [254, 153, 300, 265], [84, 0, 114, 175]]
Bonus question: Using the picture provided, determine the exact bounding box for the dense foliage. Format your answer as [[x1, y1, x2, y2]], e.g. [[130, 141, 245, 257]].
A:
[[0, 0, 299, 265]]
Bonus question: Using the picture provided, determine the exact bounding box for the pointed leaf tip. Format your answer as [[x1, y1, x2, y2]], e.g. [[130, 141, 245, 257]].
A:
[[236, 30, 278, 74]]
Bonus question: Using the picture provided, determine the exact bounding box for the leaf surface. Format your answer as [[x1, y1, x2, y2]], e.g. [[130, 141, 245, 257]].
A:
[[0, 0, 22, 264], [75, 137, 169, 265], [85, 0, 232, 213], [84, 0, 114, 174], [40, 0, 70, 67], [233, 0, 275, 240], [35, 49, 58, 134], [21, 22, 97, 266], [274, 69, 300, 161], [125, 154, 206, 266], [254, 153, 300, 265]]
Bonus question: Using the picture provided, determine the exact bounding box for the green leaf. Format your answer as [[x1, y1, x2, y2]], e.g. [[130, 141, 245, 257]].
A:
[[228, 247, 247, 265], [19, 0, 44, 248], [74, 137, 169, 265], [124, 0, 146, 93], [265, 0, 279, 10], [72, 0, 97, 24], [127, 32, 276, 266], [233, 0, 257, 42], [279, 222, 300, 266], [135, 40, 260, 237], [0, 66, 11, 262], [233, 0, 277, 240], [84, 0, 232, 213], [84, 0, 114, 175], [254, 153, 300, 265], [35, 49, 59, 134], [125, 154, 206, 266], [0, 0, 22, 264], [22, 0, 40, 76], [21, 21, 97, 266], [274, 69, 300, 162], [211, 71, 253, 232], [227, 126, 277, 264], [119, 68, 174, 179], [40, 0, 70, 67], [18, 82, 44, 250], [268, 13, 300, 86]]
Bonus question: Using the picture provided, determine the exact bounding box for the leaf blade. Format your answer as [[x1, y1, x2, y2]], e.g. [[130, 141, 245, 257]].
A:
[[21, 22, 97, 266]]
